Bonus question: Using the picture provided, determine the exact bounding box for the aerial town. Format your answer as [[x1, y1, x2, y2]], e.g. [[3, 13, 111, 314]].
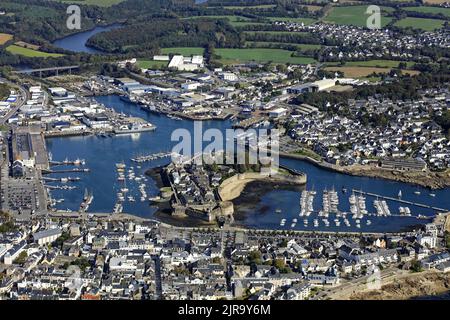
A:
[[0, 0, 449, 303]]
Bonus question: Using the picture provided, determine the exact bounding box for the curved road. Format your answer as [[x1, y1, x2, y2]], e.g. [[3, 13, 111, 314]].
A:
[[0, 77, 28, 125]]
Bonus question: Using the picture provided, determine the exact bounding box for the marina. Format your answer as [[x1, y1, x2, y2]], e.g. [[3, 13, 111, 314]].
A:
[[45, 95, 450, 232], [352, 189, 448, 212]]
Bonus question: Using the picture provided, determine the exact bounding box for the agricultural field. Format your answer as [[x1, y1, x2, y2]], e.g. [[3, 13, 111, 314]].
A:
[[161, 47, 205, 56], [266, 17, 317, 25], [423, 0, 450, 4], [394, 17, 446, 31], [183, 15, 266, 27], [344, 60, 415, 68], [245, 41, 322, 50], [222, 4, 276, 9], [136, 60, 167, 70], [0, 33, 13, 45], [5, 45, 64, 58], [303, 5, 323, 12], [324, 66, 419, 78], [324, 5, 394, 27], [52, 0, 124, 7], [215, 48, 316, 65], [403, 6, 450, 18]]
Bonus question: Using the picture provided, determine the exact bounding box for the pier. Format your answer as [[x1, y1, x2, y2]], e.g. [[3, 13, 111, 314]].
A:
[[42, 168, 90, 174], [352, 189, 448, 212], [49, 159, 85, 166], [131, 152, 172, 163]]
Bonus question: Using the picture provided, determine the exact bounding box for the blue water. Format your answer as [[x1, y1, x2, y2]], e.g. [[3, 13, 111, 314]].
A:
[[46, 95, 231, 216], [45, 95, 450, 232], [52, 24, 122, 54]]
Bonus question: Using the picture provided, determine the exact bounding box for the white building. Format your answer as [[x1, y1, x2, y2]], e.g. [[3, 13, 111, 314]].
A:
[[269, 107, 288, 118], [219, 72, 238, 82], [168, 55, 185, 69], [153, 55, 170, 61], [33, 228, 62, 245], [417, 233, 437, 249]]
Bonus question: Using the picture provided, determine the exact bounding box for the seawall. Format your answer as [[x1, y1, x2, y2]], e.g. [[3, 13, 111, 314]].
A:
[[219, 170, 307, 201]]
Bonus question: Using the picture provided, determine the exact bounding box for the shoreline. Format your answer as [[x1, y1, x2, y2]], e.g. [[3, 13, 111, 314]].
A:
[[279, 151, 450, 190]]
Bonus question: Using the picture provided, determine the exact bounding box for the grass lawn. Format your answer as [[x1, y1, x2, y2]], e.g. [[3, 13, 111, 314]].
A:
[[293, 148, 322, 161], [6, 45, 64, 58], [424, 0, 450, 3], [325, 66, 419, 78], [345, 60, 415, 68], [245, 41, 322, 50], [394, 17, 446, 31], [266, 17, 317, 25], [52, 0, 124, 7], [216, 48, 316, 65], [0, 33, 13, 45], [136, 60, 167, 70], [161, 47, 205, 56], [304, 5, 323, 12], [403, 6, 450, 18], [324, 5, 394, 27]]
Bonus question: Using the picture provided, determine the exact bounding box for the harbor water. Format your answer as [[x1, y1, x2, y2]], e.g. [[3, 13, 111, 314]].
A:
[[46, 95, 450, 232]]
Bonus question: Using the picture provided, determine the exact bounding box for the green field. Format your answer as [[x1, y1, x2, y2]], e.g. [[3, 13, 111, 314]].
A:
[[266, 17, 317, 25], [394, 17, 445, 31], [52, 0, 124, 7], [403, 6, 450, 18], [161, 47, 205, 56], [223, 4, 276, 9], [216, 48, 316, 65], [6, 45, 64, 58], [245, 41, 322, 50], [345, 60, 415, 68], [136, 60, 167, 70], [324, 5, 394, 27], [184, 15, 265, 27]]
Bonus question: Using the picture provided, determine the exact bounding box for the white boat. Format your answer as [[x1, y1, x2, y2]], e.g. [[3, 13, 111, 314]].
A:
[[430, 193, 436, 197]]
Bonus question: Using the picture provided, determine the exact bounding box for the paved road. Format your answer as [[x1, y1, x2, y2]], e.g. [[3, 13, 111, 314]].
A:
[[0, 77, 28, 125]]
